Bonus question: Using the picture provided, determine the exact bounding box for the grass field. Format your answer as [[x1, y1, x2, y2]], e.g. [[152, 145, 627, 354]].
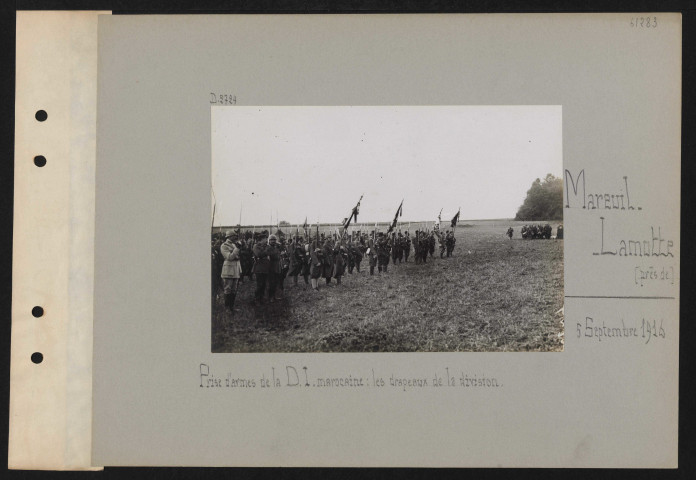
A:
[[211, 220, 564, 352]]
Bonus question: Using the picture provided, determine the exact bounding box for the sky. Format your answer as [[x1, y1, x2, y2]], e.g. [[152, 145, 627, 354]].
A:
[[212, 106, 562, 226]]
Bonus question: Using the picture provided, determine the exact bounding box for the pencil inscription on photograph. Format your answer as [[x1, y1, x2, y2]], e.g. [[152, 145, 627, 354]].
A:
[[211, 106, 564, 352]]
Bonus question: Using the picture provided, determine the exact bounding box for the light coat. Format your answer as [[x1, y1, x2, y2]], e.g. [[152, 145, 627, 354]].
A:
[[220, 240, 241, 278]]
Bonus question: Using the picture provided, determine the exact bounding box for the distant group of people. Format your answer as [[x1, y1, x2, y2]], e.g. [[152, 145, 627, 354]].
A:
[[212, 227, 458, 313], [506, 224, 563, 240]]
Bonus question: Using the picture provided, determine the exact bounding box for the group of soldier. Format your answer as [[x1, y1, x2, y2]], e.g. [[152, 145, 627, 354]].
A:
[[212, 227, 457, 313], [512, 223, 563, 240]]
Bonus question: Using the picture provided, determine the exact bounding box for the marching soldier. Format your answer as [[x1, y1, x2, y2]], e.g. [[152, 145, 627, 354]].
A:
[[413, 231, 422, 264], [403, 231, 411, 262], [395, 232, 406, 263], [376, 232, 391, 273], [367, 238, 377, 275], [556, 224, 564, 239], [333, 243, 348, 285], [445, 230, 456, 257], [439, 231, 447, 258], [322, 239, 335, 285], [391, 233, 400, 264], [420, 232, 429, 263], [309, 241, 324, 291], [350, 240, 363, 273], [345, 240, 356, 274], [276, 238, 291, 297], [506, 226, 514, 239]]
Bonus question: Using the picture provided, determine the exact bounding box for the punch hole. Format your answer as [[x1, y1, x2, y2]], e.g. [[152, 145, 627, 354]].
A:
[[35, 110, 47, 122], [32, 306, 44, 317], [34, 155, 46, 167], [31, 352, 43, 364]]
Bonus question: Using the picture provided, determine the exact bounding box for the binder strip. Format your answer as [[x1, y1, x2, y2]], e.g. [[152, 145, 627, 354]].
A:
[[10, 11, 108, 470]]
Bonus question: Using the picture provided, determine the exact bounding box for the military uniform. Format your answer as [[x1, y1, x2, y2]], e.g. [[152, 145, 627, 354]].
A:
[[367, 239, 378, 275], [252, 236, 282, 303], [322, 240, 335, 284], [333, 245, 347, 284], [345, 241, 356, 274], [289, 238, 309, 286], [220, 233, 242, 311], [376, 234, 391, 272], [211, 241, 223, 303], [445, 231, 456, 257], [403, 233, 411, 262], [391, 234, 401, 264], [277, 241, 291, 295], [238, 238, 254, 281], [543, 224, 552, 239]]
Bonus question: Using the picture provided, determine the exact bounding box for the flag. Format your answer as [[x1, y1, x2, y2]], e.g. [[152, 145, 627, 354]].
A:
[[342, 195, 363, 231], [302, 217, 308, 231], [451, 208, 460, 228], [387, 199, 404, 234]]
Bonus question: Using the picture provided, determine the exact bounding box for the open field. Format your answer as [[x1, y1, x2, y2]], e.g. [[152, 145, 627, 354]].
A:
[[212, 221, 564, 352]]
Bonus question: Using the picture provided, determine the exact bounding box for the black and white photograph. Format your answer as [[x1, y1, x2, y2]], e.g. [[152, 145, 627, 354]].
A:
[[211, 106, 564, 352]]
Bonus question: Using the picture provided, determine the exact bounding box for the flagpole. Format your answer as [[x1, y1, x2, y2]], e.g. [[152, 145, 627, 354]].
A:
[[211, 187, 217, 233]]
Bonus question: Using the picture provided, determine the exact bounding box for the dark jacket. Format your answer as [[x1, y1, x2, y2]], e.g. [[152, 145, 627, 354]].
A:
[[253, 241, 281, 274]]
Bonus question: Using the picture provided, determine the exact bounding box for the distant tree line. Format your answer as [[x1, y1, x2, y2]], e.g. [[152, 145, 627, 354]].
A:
[[515, 173, 563, 221]]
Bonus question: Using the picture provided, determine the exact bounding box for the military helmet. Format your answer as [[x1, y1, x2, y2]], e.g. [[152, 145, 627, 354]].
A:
[[225, 230, 235, 238], [269, 234, 278, 241]]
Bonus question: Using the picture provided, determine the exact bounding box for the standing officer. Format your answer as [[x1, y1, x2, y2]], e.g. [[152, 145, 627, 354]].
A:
[[220, 230, 241, 312]]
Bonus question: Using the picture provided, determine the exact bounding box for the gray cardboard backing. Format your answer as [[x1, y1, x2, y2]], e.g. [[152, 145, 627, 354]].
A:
[[93, 14, 680, 467]]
